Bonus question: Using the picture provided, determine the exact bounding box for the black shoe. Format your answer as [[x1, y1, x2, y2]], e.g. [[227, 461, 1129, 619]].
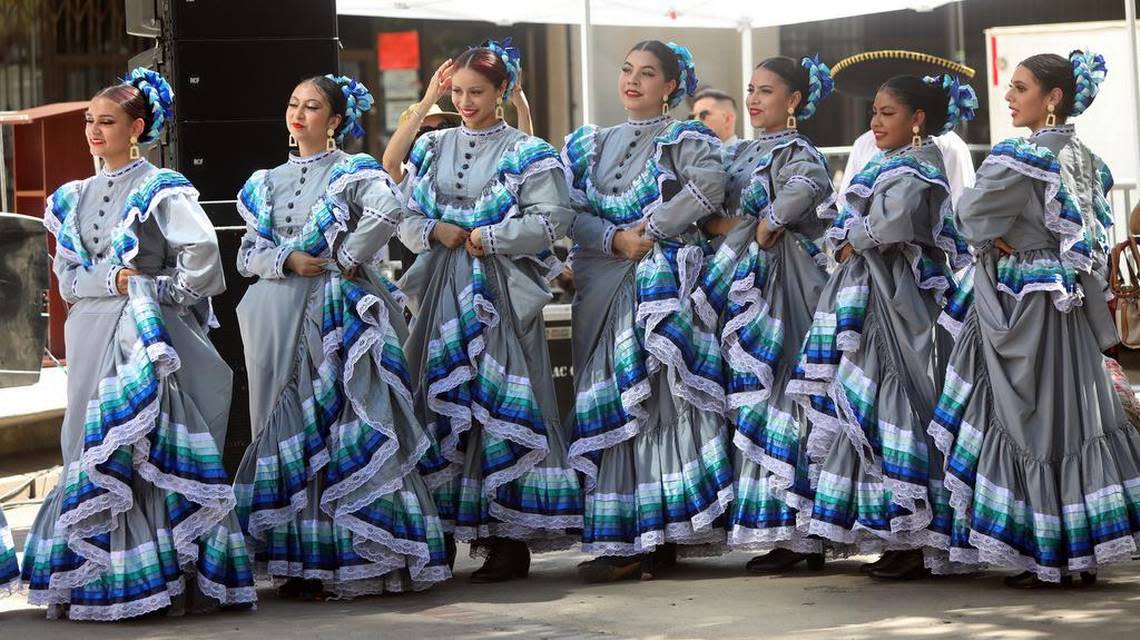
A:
[[745, 548, 825, 574], [1003, 571, 1096, 589], [578, 555, 644, 583], [470, 538, 530, 583], [444, 533, 457, 571], [639, 544, 681, 580], [276, 577, 308, 599], [868, 550, 929, 580], [859, 550, 900, 575]]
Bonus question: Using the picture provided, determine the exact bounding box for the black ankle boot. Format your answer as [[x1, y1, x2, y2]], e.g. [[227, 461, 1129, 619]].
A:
[[1003, 570, 1096, 589], [444, 533, 457, 571], [577, 555, 644, 583], [470, 538, 530, 583], [859, 550, 899, 575], [745, 548, 825, 574], [868, 549, 929, 580]]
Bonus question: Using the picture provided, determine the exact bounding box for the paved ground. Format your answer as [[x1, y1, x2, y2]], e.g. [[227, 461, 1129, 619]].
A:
[[1, 546, 1138, 639], [3, 358, 1140, 638]]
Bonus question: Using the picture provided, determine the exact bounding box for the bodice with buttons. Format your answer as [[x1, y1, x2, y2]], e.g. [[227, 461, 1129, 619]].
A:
[[75, 159, 169, 272], [591, 115, 672, 195], [428, 122, 517, 204], [265, 150, 340, 238]]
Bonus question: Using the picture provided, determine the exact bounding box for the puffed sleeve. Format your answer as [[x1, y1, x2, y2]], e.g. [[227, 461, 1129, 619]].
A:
[[54, 255, 122, 302], [846, 176, 931, 252], [336, 168, 404, 269], [482, 166, 567, 257], [396, 136, 439, 255], [645, 133, 726, 240], [954, 159, 1034, 249], [236, 172, 291, 279], [153, 193, 226, 305], [768, 147, 832, 231], [565, 206, 618, 255]]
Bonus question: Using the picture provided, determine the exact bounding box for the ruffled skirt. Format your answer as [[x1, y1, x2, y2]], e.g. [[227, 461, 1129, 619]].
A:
[[786, 250, 953, 555], [930, 253, 1140, 581], [1, 505, 18, 593], [569, 242, 733, 557], [20, 279, 256, 620], [695, 223, 829, 552], [233, 269, 449, 597], [401, 250, 582, 549]]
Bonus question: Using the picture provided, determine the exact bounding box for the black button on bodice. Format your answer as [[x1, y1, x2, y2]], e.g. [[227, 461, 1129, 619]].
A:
[[285, 216, 292, 223], [301, 167, 308, 174], [616, 173, 623, 179], [464, 153, 472, 159], [93, 223, 99, 230], [96, 253, 104, 259], [624, 152, 632, 159], [93, 237, 99, 244], [294, 190, 301, 196], [462, 164, 469, 170], [98, 210, 105, 217], [106, 181, 113, 188], [457, 172, 464, 178], [299, 177, 306, 184], [612, 187, 619, 194], [287, 203, 294, 209], [634, 130, 642, 136], [469, 141, 476, 148], [628, 142, 636, 148], [456, 182, 463, 189], [103, 196, 110, 203]]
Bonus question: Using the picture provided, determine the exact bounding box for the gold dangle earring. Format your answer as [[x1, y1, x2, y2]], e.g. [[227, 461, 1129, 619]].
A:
[[1045, 103, 1057, 128], [786, 106, 797, 130], [495, 97, 505, 121], [288, 133, 297, 147], [129, 135, 140, 160], [911, 125, 922, 148], [661, 95, 671, 116], [326, 128, 336, 152]]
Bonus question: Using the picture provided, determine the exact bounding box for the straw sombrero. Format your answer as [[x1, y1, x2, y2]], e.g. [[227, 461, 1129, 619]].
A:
[[830, 50, 976, 98], [398, 102, 461, 128]]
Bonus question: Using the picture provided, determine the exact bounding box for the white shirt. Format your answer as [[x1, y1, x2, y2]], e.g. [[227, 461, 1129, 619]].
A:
[[840, 130, 976, 205]]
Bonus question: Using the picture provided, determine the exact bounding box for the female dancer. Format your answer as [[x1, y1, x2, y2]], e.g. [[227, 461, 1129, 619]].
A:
[[396, 39, 581, 583], [932, 51, 1140, 587], [232, 74, 449, 599], [21, 68, 256, 620], [785, 73, 976, 580], [562, 40, 730, 582], [694, 55, 836, 573]]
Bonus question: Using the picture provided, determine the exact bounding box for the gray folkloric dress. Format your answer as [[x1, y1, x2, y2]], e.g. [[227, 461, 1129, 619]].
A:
[[1, 506, 19, 594], [232, 150, 450, 597], [785, 139, 971, 558], [561, 116, 732, 557], [930, 124, 1140, 581], [397, 122, 583, 550], [692, 130, 833, 552], [22, 159, 256, 620]]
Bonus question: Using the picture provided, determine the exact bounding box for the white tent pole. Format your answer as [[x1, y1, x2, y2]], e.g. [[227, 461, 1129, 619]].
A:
[[1125, 1, 1140, 199], [580, 0, 593, 125], [739, 19, 753, 139]]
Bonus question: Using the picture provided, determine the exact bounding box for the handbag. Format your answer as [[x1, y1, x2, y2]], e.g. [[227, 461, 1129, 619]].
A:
[[1111, 229, 1140, 348]]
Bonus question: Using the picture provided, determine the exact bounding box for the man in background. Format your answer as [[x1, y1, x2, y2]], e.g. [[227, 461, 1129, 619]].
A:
[[690, 88, 739, 145]]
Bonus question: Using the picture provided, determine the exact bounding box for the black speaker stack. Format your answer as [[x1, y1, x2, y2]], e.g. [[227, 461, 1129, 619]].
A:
[[128, 0, 340, 472]]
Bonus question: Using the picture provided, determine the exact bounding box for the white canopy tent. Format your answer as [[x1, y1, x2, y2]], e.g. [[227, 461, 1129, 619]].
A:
[[338, 0, 1140, 181]]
